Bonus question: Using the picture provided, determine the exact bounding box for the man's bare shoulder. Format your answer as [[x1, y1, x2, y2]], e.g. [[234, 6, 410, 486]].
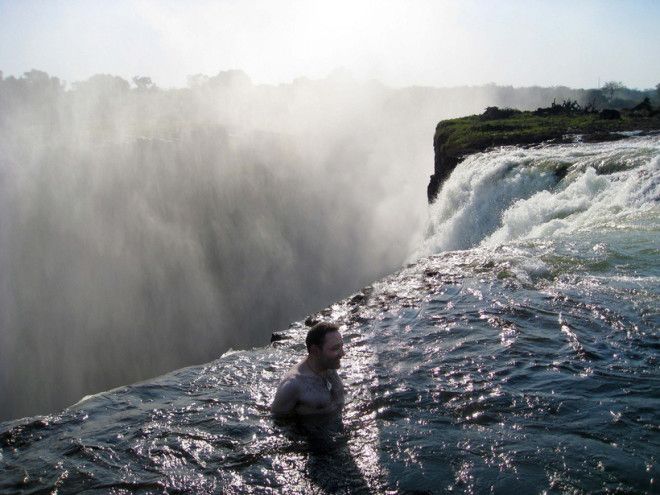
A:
[[276, 361, 315, 393], [271, 360, 316, 415], [281, 360, 313, 380]]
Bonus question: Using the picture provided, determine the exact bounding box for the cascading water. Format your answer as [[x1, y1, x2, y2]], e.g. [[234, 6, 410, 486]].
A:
[[414, 135, 659, 257], [2, 134, 657, 493]]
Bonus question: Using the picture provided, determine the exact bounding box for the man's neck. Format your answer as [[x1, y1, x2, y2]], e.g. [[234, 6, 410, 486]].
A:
[[305, 356, 327, 376]]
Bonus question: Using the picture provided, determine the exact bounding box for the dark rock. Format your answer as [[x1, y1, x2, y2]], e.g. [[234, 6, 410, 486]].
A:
[[270, 332, 289, 343], [428, 136, 462, 203], [349, 293, 366, 304], [581, 132, 625, 143], [304, 316, 320, 327], [554, 163, 570, 182], [599, 109, 621, 120], [427, 174, 441, 203]]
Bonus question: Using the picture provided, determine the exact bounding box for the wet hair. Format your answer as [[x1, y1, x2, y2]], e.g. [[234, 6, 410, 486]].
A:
[[305, 322, 340, 352]]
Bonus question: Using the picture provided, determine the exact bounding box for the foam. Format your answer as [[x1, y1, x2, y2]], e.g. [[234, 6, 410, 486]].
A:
[[412, 136, 660, 260]]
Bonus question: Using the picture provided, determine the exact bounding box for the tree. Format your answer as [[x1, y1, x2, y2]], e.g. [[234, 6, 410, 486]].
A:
[[72, 74, 130, 95], [132, 76, 155, 91], [208, 70, 252, 89], [20, 70, 63, 93], [187, 73, 210, 88], [656, 83, 660, 100], [601, 81, 625, 102], [585, 88, 607, 109]]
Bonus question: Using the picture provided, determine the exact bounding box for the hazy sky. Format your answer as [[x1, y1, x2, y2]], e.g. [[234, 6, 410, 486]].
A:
[[1, 0, 658, 89]]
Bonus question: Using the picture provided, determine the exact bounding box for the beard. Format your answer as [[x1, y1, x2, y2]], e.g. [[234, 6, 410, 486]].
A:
[[324, 356, 342, 369]]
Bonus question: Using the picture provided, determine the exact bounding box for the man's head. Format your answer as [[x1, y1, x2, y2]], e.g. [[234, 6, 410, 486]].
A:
[[306, 322, 344, 370]]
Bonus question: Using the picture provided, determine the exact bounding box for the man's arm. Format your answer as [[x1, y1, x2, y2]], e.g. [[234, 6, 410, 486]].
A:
[[271, 378, 299, 416], [331, 371, 345, 408]]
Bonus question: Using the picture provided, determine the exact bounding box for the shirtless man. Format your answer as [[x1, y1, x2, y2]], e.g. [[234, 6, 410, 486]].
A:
[[271, 322, 345, 416]]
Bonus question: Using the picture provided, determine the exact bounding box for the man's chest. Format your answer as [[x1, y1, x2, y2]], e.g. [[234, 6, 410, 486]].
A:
[[296, 375, 343, 412]]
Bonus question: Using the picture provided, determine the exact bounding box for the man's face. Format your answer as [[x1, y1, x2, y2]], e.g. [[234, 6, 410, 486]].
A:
[[318, 331, 345, 370]]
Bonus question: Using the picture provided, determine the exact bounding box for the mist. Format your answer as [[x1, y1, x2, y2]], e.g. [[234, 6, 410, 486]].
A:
[[0, 69, 610, 420]]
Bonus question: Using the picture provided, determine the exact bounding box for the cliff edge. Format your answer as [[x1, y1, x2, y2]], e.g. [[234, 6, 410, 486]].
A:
[[428, 101, 660, 202]]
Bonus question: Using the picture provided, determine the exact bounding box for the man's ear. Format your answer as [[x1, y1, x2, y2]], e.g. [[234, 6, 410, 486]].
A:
[[309, 344, 321, 356]]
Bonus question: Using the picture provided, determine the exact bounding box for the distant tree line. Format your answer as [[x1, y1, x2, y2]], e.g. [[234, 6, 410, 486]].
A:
[[1, 70, 657, 134]]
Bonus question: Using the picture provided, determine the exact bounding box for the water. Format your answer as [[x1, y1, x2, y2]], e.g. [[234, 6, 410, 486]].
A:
[[1, 136, 658, 493]]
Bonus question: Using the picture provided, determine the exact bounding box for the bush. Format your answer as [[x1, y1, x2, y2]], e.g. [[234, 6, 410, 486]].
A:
[[479, 106, 521, 120]]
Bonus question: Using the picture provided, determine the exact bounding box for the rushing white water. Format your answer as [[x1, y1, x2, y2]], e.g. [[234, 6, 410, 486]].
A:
[[412, 135, 660, 260]]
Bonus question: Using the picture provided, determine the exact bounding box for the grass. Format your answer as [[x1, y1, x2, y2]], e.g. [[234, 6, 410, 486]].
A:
[[435, 111, 660, 159]]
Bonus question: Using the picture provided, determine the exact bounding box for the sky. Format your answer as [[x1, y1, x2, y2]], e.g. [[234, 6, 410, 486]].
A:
[[0, 0, 658, 90]]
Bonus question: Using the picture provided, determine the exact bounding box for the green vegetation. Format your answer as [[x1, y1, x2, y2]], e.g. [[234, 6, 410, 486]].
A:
[[437, 106, 659, 158]]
